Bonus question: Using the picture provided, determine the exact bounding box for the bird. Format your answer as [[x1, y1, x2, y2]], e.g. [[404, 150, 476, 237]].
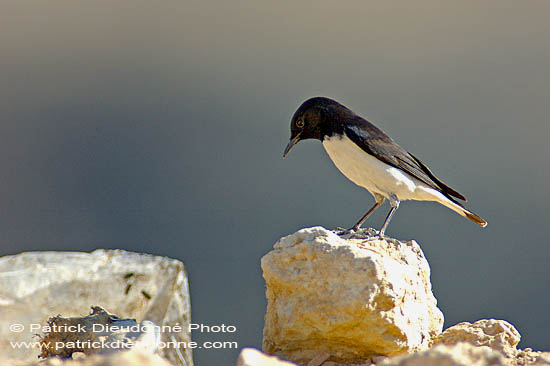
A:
[[283, 97, 487, 236]]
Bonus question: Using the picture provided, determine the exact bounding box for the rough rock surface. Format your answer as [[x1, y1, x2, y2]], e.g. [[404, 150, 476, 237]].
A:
[[0, 250, 191, 366], [5, 349, 175, 366], [432, 319, 521, 358], [234, 346, 550, 366], [39, 306, 162, 358], [515, 349, 550, 366], [380, 343, 550, 366], [261, 227, 444, 363], [238, 348, 297, 366], [379, 343, 506, 366]]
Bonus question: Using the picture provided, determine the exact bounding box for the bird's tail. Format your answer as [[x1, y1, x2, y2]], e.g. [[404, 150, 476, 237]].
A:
[[438, 195, 487, 227]]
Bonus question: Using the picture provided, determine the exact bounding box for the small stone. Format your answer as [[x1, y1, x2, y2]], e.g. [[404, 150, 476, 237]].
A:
[[372, 355, 388, 364], [378, 343, 506, 366], [237, 348, 296, 366], [432, 319, 521, 358], [307, 352, 330, 366]]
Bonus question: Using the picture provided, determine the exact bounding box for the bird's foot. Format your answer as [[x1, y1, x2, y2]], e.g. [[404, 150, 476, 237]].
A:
[[373, 232, 386, 240], [334, 226, 378, 239], [333, 227, 353, 236], [334, 227, 358, 237]]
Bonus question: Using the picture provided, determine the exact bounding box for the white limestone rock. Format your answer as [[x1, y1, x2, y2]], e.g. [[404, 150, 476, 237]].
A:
[[0, 250, 191, 366], [237, 348, 297, 366], [235, 346, 550, 366], [378, 343, 507, 366], [515, 348, 550, 366], [261, 227, 444, 363], [432, 319, 521, 358]]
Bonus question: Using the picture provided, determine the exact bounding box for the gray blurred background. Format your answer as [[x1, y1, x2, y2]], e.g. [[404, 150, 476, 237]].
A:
[[1, 1, 549, 364]]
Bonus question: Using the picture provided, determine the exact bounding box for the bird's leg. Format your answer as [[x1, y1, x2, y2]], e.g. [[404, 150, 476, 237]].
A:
[[350, 195, 385, 231], [378, 194, 400, 237]]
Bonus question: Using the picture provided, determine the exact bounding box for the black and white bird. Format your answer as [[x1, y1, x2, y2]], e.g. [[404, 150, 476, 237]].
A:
[[283, 97, 487, 236]]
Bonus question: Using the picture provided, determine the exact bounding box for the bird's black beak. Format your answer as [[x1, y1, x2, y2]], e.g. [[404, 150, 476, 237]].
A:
[[283, 133, 301, 158]]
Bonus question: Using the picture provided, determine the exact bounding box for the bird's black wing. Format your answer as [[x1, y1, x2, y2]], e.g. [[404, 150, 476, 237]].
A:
[[344, 120, 466, 202]]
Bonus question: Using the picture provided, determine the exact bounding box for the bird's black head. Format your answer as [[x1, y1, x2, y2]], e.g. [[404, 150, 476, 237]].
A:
[[283, 97, 349, 158]]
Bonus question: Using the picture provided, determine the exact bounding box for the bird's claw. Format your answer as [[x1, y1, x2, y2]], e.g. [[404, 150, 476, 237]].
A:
[[334, 226, 378, 239]]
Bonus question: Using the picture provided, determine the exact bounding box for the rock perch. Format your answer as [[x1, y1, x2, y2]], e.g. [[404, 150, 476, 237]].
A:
[[261, 227, 444, 364]]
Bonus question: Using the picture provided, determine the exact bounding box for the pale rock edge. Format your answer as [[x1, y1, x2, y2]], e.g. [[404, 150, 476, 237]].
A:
[[0, 249, 192, 366]]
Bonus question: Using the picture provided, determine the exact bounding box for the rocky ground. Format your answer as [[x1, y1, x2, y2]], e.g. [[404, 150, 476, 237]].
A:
[[1, 227, 547, 366]]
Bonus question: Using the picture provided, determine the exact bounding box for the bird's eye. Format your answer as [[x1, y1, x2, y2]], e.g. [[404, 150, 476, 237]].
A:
[[296, 119, 305, 128]]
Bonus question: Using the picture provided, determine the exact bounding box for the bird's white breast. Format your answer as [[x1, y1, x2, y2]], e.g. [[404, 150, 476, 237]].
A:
[[322, 135, 437, 201]]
